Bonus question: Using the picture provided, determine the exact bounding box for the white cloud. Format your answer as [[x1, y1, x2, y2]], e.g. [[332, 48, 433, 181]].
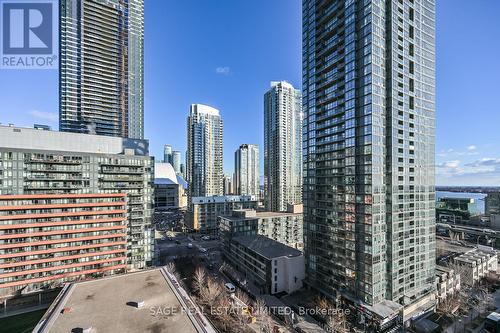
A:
[[443, 160, 460, 168], [215, 66, 231, 75], [465, 158, 500, 168], [436, 160, 463, 176], [437, 154, 500, 186], [27, 110, 57, 122], [439, 146, 478, 157], [437, 157, 500, 182]]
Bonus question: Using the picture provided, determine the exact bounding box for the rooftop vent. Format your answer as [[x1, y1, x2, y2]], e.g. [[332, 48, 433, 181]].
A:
[[61, 307, 73, 314], [127, 300, 145, 308], [71, 327, 92, 333]]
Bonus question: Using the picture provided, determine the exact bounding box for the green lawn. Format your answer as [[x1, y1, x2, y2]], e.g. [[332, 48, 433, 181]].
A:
[[0, 309, 46, 333]]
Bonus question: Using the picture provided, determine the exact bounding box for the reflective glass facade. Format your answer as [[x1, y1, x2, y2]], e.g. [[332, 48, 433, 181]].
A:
[[235, 144, 260, 197], [60, 0, 144, 139], [302, 0, 436, 314], [264, 81, 303, 212]]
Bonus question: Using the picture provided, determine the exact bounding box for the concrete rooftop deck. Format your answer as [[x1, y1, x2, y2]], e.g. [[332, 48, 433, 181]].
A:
[[38, 269, 197, 333]]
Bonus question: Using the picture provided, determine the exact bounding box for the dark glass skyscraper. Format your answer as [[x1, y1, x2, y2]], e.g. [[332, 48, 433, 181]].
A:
[[264, 81, 303, 212], [59, 0, 144, 139], [302, 0, 436, 322], [235, 144, 260, 196]]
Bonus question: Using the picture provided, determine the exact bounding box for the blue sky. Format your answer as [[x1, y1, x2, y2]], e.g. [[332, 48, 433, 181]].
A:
[[1, 0, 499, 186]]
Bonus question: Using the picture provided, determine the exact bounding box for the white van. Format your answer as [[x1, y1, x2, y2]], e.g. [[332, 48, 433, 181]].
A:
[[224, 282, 235, 293]]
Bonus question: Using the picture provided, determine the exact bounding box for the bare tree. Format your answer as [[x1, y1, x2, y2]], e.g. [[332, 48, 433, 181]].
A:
[[229, 290, 252, 327], [325, 303, 349, 333], [254, 298, 272, 333], [234, 303, 248, 327], [314, 296, 349, 333], [326, 314, 349, 333], [436, 294, 462, 320], [166, 262, 176, 274], [471, 283, 493, 315], [314, 296, 331, 313], [220, 261, 229, 274], [199, 277, 224, 306], [253, 298, 266, 319], [212, 293, 240, 332], [236, 290, 251, 307], [193, 267, 207, 295]]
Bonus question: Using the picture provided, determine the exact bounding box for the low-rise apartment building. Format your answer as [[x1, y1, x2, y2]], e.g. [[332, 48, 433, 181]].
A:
[[219, 204, 303, 250], [0, 193, 128, 296], [225, 235, 304, 295], [188, 195, 258, 233], [452, 248, 497, 286], [435, 265, 461, 303]]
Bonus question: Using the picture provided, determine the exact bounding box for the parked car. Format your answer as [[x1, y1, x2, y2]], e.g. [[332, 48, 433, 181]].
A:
[[199, 248, 207, 253], [224, 283, 235, 293]]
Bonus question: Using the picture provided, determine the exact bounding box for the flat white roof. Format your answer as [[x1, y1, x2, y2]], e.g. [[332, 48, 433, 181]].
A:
[[0, 125, 149, 156], [36, 270, 197, 333]]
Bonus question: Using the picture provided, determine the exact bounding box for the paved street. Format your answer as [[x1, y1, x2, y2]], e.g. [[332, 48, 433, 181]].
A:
[[156, 232, 222, 266], [436, 237, 474, 255]]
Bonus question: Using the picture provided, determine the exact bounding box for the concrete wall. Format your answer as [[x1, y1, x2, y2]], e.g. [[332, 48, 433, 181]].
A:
[[272, 255, 305, 294]]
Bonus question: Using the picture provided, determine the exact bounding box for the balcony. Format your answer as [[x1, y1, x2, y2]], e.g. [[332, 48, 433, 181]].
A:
[[24, 158, 82, 165]]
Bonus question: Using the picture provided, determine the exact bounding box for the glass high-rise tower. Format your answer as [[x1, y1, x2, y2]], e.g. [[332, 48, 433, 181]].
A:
[[59, 0, 144, 139], [235, 144, 260, 196], [164, 145, 172, 164], [172, 150, 182, 174], [264, 81, 303, 212], [186, 104, 224, 198], [302, 0, 436, 322]]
